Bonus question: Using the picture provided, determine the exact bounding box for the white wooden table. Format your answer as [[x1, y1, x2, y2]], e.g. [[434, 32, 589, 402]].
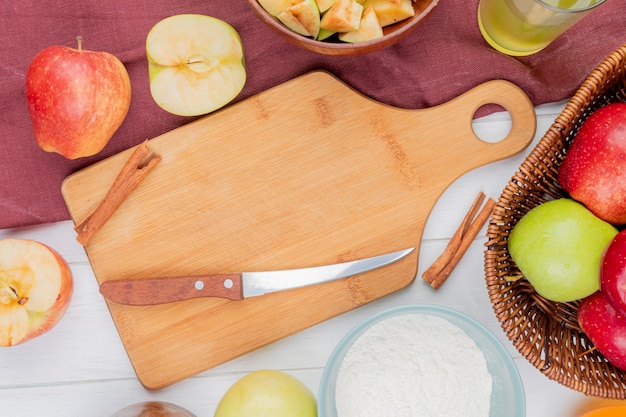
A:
[[2, 100, 626, 417]]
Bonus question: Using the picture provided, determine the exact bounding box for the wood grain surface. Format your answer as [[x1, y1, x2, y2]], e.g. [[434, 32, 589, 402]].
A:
[[61, 70, 536, 390]]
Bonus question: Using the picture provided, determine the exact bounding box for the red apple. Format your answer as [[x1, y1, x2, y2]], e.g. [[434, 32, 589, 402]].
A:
[[558, 103, 626, 225], [110, 402, 196, 417], [578, 291, 626, 370], [25, 36, 131, 159], [0, 239, 73, 346], [601, 230, 626, 315]]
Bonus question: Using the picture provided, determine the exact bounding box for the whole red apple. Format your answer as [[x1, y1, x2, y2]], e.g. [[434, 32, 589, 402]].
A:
[[601, 229, 626, 315], [0, 238, 73, 346], [25, 36, 131, 159], [110, 402, 196, 417], [578, 291, 626, 370], [558, 103, 626, 224]]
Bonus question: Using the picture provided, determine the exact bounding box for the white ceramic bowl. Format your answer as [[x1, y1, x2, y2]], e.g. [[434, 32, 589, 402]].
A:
[[318, 304, 525, 417]]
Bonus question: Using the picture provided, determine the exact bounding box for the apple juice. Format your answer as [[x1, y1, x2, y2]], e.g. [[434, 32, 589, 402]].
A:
[[477, 0, 603, 56]]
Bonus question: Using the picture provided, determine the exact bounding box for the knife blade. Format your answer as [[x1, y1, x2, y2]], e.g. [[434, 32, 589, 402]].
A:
[[99, 247, 415, 305]]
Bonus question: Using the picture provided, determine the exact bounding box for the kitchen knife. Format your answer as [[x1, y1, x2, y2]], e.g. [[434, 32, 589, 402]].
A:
[[99, 247, 415, 305]]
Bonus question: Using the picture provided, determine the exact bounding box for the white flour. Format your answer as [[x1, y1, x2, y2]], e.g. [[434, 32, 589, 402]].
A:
[[335, 313, 492, 417]]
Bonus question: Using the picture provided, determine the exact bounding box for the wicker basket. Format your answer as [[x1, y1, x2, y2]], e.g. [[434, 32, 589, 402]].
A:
[[484, 44, 626, 398]]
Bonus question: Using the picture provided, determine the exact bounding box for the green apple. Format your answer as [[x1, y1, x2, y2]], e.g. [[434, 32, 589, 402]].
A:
[[508, 198, 618, 302], [214, 370, 317, 417], [146, 14, 246, 117], [278, 0, 321, 38]]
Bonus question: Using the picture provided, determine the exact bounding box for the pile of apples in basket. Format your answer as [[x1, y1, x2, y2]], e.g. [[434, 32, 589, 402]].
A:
[[508, 103, 626, 369]]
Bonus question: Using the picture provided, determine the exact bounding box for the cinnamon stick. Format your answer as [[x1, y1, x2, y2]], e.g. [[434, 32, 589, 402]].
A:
[[74, 141, 161, 246], [422, 192, 496, 289]]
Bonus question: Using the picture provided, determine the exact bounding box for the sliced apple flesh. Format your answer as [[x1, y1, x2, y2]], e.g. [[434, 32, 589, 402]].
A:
[[362, 0, 414, 27], [278, 0, 321, 38], [0, 239, 73, 346], [259, 0, 418, 44], [146, 14, 246, 117], [321, 0, 364, 32], [258, 0, 293, 16], [339, 6, 384, 43]]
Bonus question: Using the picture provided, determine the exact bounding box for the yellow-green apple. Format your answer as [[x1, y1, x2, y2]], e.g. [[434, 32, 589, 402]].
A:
[[25, 36, 131, 160], [0, 239, 73, 346], [278, 0, 321, 38], [214, 370, 317, 417], [601, 229, 626, 315], [110, 402, 196, 417], [146, 14, 246, 117], [578, 291, 626, 370], [508, 198, 618, 302], [558, 103, 626, 225]]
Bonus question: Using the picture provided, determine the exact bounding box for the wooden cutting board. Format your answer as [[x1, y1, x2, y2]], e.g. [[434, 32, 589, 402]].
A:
[[61, 71, 536, 390]]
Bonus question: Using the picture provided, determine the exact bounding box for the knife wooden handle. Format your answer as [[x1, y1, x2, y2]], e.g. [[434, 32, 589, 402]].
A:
[[99, 274, 244, 305]]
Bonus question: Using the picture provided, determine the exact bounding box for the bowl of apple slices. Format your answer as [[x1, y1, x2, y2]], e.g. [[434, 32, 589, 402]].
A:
[[484, 44, 626, 398], [246, 0, 439, 55]]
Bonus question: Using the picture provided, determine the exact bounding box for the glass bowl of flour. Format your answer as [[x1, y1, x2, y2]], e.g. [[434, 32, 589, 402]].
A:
[[318, 304, 524, 417]]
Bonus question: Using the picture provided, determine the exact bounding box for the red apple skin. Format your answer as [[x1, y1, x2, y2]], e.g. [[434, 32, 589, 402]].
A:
[[558, 103, 626, 225], [0, 239, 73, 346], [578, 291, 626, 370], [110, 402, 197, 417], [601, 230, 626, 316], [25, 39, 131, 160]]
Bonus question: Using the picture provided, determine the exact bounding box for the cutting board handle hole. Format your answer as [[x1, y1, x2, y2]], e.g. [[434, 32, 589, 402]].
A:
[[472, 104, 512, 144]]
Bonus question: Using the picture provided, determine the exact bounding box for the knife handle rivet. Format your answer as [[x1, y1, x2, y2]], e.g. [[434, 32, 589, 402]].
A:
[[223, 278, 234, 289], [194, 280, 205, 291]]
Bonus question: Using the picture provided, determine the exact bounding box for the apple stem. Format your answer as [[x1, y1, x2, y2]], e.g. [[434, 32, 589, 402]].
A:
[[76, 35, 83, 52]]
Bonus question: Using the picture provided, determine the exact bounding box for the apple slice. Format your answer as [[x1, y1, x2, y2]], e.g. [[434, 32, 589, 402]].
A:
[[362, 0, 414, 27], [278, 0, 321, 38], [317, 28, 336, 40], [258, 0, 293, 16], [146, 14, 246, 117], [0, 239, 73, 346], [321, 0, 364, 32], [316, 0, 336, 12], [339, 6, 384, 43]]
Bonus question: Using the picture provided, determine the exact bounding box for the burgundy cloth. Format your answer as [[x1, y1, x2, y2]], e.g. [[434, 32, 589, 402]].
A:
[[1, 0, 625, 229]]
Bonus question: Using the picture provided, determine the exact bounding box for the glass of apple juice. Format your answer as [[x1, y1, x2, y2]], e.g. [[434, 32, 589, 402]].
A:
[[477, 0, 606, 56]]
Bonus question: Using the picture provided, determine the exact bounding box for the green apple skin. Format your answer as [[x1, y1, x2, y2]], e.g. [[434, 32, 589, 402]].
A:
[[214, 370, 317, 417], [258, 0, 292, 16], [508, 198, 618, 303]]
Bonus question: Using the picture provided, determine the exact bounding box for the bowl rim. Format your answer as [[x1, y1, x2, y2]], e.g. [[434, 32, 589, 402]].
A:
[[318, 304, 525, 417]]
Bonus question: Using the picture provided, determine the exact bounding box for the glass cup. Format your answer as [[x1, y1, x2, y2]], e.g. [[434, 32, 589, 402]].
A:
[[477, 0, 606, 56]]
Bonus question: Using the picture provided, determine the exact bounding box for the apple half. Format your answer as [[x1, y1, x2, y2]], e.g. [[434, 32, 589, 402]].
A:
[[0, 239, 73, 346], [146, 14, 246, 117]]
